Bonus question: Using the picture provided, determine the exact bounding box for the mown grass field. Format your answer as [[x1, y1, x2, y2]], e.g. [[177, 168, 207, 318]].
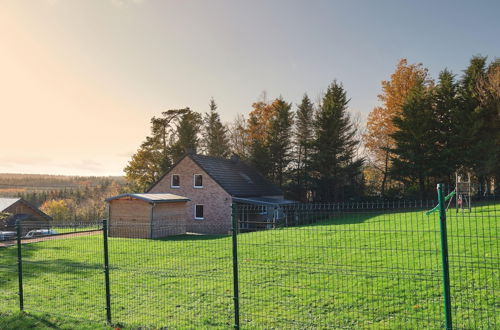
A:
[[0, 203, 498, 329]]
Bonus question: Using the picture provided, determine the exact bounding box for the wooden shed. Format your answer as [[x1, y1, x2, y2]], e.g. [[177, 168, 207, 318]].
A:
[[0, 197, 52, 235], [106, 193, 190, 239]]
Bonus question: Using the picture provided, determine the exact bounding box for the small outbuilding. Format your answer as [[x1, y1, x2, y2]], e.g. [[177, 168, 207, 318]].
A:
[[0, 197, 52, 235], [106, 193, 190, 239]]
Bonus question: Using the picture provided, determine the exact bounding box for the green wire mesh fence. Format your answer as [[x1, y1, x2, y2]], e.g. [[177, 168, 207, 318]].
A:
[[446, 202, 499, 328], [0, 197, 498, 329], [234, 201, 445, 328]]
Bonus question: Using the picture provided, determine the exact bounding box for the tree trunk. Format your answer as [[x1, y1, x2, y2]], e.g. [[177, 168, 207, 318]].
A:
[[380, 151, 390, 197]]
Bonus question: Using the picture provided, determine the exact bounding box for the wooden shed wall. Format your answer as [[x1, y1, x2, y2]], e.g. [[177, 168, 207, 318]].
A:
[[109, 199, 151, 239], [151, 202, 187, 238]]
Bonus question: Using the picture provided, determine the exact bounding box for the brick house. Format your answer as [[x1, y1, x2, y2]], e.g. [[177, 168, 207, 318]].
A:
[[147, 154, 294, 234], [0, 198, 52, 234]]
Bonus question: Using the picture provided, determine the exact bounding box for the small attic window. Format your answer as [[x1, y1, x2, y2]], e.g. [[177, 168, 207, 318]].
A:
[[239, 173, 253, 184], [171, 174, 180, 188], [194, 174, 203, 188]]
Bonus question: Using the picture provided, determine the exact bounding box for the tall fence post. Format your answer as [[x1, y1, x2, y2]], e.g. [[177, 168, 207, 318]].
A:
[[102, 219, 112, 324], [16, 220, 24, 312], [437, 183, 453, 329], [231, 204, 240, 329]]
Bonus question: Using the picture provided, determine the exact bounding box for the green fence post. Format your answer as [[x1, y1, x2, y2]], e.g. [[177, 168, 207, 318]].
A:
[[231, 204, 240, 329], [16, 220, 24, 312], [437, 183, 453, 329], [102, 219, 112, 324]]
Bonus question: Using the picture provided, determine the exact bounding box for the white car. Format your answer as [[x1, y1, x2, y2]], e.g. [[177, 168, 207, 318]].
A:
[[24, 229, 58, 239], [0, 231, 16, 241]]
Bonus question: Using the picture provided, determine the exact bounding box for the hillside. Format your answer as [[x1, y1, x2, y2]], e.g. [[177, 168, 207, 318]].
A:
[[0, 173, 125, 195]]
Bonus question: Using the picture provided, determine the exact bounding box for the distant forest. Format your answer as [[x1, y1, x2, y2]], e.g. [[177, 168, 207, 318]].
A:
[[0, 174, 126, 222], [125, 56, 499, 200]]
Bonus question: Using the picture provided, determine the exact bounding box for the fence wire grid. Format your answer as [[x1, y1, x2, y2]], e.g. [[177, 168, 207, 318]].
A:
[[0, 195, 498, 329]]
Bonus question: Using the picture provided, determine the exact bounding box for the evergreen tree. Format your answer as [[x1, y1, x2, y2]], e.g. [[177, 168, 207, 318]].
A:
[[171, 109, 202, 161], [458, 57, 499, 193], [432, 70, 461, 182], [228, 114, 249, 159], [390, 80, 436, 199], [267, 97, 294, 188], [310, 81, 363, 202], [294, 94, 315, 201], [202, 98, 230, 158]]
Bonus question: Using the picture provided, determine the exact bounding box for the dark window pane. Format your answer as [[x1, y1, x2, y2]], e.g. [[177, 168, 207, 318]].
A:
[[194, 175, 203, 187], [195, 205, 204, 218], [172, 175, 180, 187]]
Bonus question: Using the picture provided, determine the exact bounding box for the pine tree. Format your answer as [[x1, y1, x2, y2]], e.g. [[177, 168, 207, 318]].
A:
[[202, 98, 230, 158], [311, 81, 362, 202], [267, 97, 294, 188], [432, 69, 461, 182], [390, 80, 436, 199], [228, 114, 249, 159], [294, 94, 315, 201], [171, 109, 202, 161], [459, 57, 499, 193]]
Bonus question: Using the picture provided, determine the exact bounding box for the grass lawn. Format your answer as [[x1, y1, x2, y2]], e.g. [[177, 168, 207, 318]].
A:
[[0, 203, 498, 329], [0, 312, 111, 330]]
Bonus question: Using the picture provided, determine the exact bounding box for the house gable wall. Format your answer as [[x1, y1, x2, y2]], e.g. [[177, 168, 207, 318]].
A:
[[149, 156, 232, 234]]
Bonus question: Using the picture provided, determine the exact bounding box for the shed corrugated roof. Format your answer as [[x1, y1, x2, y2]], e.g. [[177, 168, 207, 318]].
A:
[[0, 198, 21, 212], [233, 197, 296, 206], [106, 193, 189, 203], [189, 154, 283, 197]]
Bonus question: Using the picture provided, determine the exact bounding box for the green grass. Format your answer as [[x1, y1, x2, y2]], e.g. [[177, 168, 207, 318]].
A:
[[0, 203, 498, 329], [0, 312, 111, 330]]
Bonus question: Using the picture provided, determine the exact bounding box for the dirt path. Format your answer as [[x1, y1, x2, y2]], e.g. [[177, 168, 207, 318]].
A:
[[0, 230, 100, 248]]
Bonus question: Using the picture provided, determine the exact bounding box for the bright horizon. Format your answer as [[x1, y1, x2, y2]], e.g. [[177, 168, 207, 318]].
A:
[[1, 0, 499, 176]]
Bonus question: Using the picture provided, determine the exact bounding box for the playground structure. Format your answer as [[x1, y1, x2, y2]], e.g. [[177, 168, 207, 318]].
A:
[[447, 172, 472, 213]]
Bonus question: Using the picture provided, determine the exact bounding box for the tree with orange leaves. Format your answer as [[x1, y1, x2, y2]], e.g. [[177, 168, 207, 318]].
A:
[[247, 96, 278, 178], [363, 59, 430, 196]]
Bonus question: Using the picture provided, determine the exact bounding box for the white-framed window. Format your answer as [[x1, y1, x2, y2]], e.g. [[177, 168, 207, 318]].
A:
[[193, 174, 203, 188], [171, 174, 180, 188], [194, 204, 204, 220]]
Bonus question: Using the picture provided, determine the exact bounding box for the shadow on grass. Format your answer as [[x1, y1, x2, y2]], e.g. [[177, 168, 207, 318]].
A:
[[0, 311, 110, 330], [281, 205, 441, 228], [0, 242, 102, 290], [157, 233, 229, 242]]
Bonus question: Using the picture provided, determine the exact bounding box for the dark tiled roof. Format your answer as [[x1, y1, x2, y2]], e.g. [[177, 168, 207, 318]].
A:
[[189, 154, 283, 197]]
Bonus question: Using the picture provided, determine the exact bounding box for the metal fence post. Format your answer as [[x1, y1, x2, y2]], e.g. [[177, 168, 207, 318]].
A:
[[437, 183, 453, 329], [102, 219, 112, 324], [231, 204, 240, 329], [16, 220, 24, 312]]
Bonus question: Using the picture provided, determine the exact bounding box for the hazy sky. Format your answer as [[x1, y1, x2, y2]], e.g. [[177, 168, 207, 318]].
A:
[[1, 0, 499, 176]]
